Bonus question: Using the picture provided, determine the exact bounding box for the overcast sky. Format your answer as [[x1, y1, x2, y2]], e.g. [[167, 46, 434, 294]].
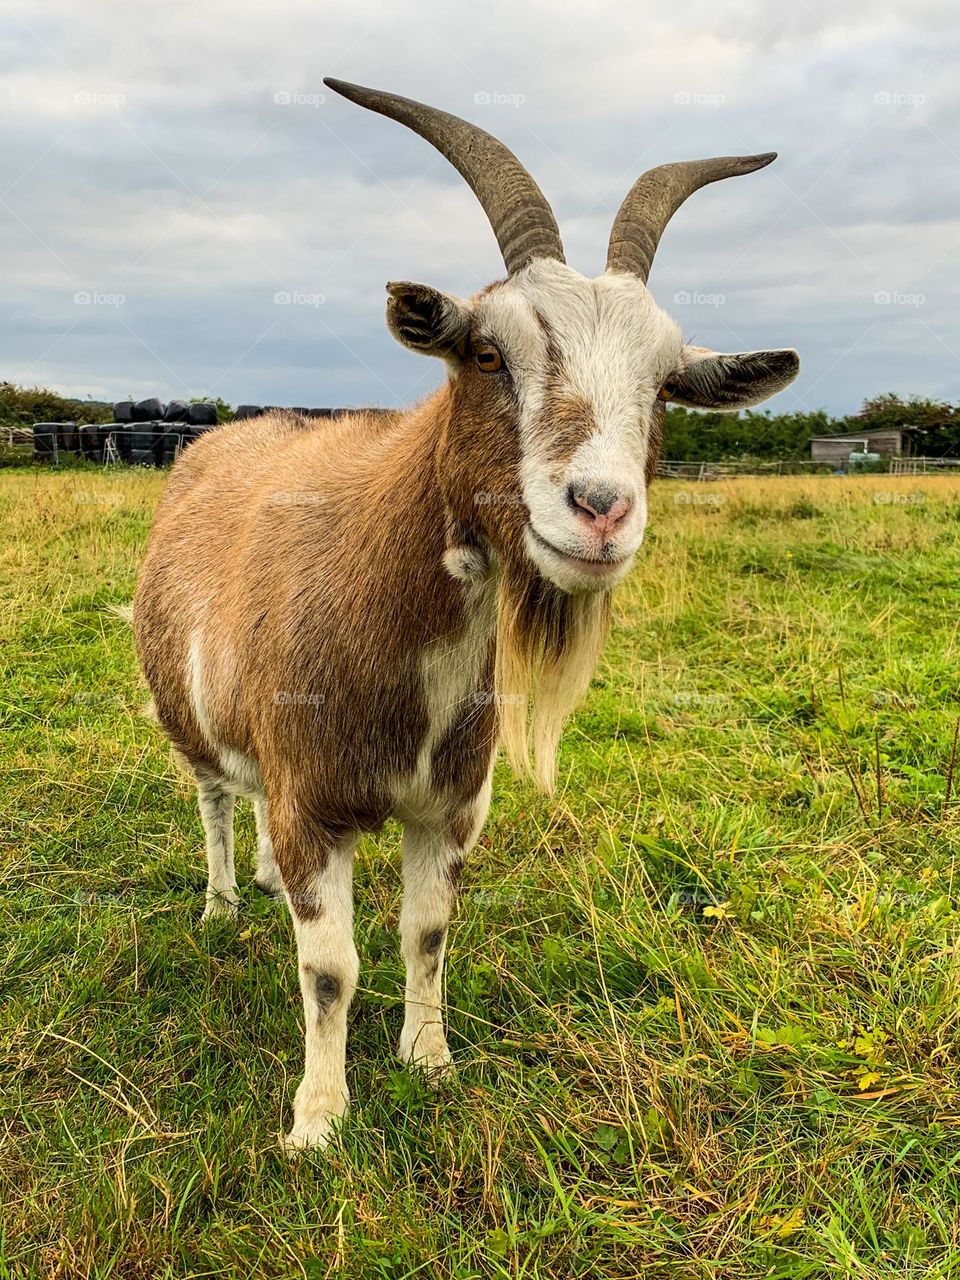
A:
[[2, 0, 957, 416]]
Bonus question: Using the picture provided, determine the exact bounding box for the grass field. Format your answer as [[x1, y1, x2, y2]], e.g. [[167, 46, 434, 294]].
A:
[[3, 465, 960, 1279]]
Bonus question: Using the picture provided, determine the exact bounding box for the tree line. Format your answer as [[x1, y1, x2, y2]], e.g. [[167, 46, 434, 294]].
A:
[[3, 381, 958, 462], [662, 393, 960, 461]]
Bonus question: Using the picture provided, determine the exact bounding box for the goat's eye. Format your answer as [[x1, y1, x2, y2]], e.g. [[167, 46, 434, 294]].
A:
[[475, 344, 503, 373], [658, 382, 676, 401]]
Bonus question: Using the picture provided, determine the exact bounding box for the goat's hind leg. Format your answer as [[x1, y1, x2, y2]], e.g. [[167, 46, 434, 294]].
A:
[[196, 771, 238, 922], [252, 796, 284, 898]]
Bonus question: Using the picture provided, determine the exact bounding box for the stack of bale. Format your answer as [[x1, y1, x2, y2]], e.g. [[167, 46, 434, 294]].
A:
[[34, 398, 220, 464], [109, 399, 219, 465], [32, 402, 393, 464]]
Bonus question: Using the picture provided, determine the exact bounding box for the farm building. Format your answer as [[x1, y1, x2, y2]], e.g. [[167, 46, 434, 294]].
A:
[[808, 428, 914, 466]]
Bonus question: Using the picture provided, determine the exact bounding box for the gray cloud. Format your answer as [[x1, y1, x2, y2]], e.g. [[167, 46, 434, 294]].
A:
[[2, 0, 958, 413]]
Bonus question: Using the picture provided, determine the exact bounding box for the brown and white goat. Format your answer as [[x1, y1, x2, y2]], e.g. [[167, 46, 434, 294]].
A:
[[133, 78, 799, 1150]]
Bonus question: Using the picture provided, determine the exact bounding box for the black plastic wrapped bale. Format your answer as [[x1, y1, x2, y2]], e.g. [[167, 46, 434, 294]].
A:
[[179, 424, 217, 451], [154, 428, 173, 464], [187, 401, 218, 426], [162, 427, 188, 464], [52, 421, 80, 457], [113, 401, 134, 423], [235, 404, 263, 420], [133, 397, 164, 423], [162, 399, 189, 423], [125, 427, 157, 465], [79, 423, 103, 463], [95, 423, 110, 461], [113, 425, 134, 464], [32, 424, 60, 461]]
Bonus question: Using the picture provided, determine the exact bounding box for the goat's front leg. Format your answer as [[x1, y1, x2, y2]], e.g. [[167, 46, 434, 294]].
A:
[[399, 802, 486, 1075], [274, 818, 359, 1152]]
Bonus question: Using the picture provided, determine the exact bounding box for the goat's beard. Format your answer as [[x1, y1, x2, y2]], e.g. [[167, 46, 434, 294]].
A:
[[495, 564, 611, 793]]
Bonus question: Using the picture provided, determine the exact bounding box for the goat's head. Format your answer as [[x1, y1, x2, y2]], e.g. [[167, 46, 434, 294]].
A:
[[325, 79, 799, 595]]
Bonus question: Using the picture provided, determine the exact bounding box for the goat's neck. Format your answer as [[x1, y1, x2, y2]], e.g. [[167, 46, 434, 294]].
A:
[[370, 389, 500, 654]]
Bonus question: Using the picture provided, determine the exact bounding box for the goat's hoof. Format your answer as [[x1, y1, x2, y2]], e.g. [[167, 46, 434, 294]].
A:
[[400, 1035, 454, 1084], [201, 895, 239, 923], [254, 875, 285, 900], [282, 1109, 345, 1155]]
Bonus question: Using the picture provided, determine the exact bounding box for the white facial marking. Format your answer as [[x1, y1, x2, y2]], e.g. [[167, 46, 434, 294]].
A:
[[474, 261, 683, 592]]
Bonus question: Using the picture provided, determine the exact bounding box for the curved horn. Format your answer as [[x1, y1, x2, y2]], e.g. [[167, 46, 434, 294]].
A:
[[606, 153, 777, 282], [323, 78, 564, 275]]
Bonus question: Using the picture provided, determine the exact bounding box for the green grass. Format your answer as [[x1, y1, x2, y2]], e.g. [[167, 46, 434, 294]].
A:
[[3, 465, 960, 1278]]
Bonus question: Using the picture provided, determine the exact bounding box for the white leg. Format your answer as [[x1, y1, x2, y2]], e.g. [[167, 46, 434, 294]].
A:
[[252, 796, 284, 897], [197, 775, 238, 921], [398, 824, 465, 1076], [278, 829, 359, 1153], [398, 775, 492, 1073]]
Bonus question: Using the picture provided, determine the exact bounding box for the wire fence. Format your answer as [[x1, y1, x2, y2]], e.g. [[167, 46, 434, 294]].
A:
[[655, 459, 836, 480], [657, 457, 960, 480], [888, 456, 960, 475], [9, 424, 960, 479]]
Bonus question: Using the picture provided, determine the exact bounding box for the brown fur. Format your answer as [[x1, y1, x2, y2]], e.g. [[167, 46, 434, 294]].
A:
[[134, 359, 610, 905], [135, 403, 471, 907]]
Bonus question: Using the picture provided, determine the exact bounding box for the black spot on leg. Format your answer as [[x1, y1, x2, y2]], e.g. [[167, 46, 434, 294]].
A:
[[422, 928, 445, 955], [421, 928, 446, 983], [303, 965, 341, 1021]]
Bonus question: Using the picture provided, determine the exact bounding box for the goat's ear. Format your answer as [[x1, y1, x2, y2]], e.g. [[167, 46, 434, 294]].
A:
[[386, 281, 471, 360], [661, 346, 799, 411]]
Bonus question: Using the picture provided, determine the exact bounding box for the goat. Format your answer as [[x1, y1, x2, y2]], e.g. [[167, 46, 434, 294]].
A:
[[133, 78, 799, 1150]]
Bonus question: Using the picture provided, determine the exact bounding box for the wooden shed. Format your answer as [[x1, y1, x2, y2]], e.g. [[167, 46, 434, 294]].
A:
[[809, 428, 912, 466]]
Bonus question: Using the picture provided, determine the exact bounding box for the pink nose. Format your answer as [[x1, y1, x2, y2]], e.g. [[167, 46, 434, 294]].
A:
[[569, 484, 633, 538]]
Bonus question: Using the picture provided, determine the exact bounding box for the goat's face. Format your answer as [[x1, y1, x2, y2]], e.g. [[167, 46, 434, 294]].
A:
[[325, 78, 799, 592], [388, 260, 797, 594]]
